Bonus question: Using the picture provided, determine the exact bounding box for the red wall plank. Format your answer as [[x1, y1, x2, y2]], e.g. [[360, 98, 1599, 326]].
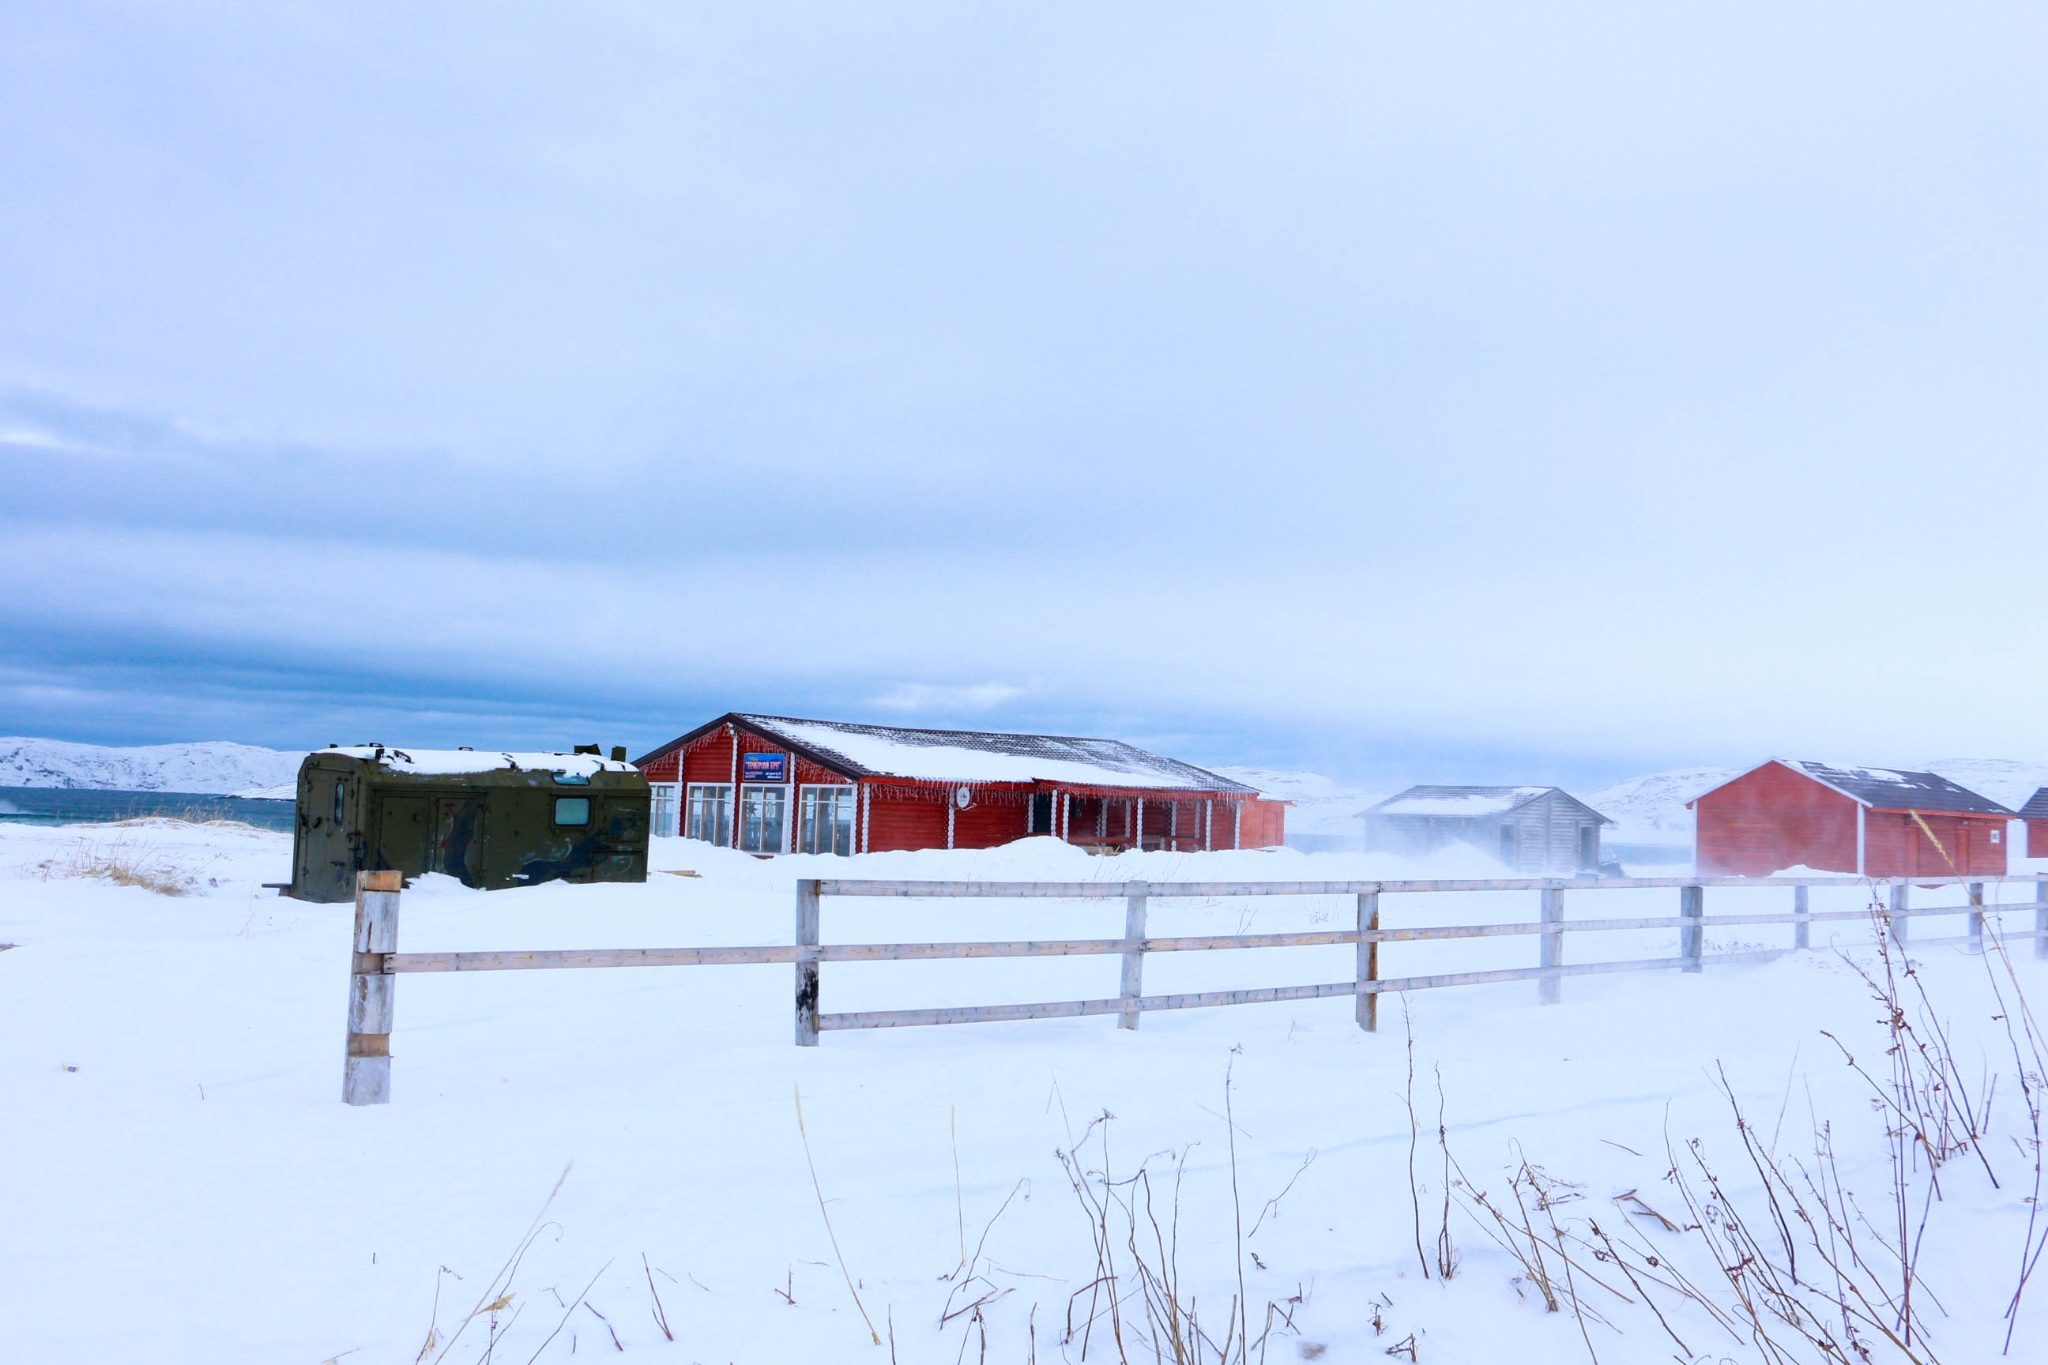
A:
[[1695, 762, 1859, 875]]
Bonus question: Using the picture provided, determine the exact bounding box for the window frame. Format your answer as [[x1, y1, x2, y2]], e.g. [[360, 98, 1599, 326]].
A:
[[799, 784, 857, 856], [739, 783, 792, 855], [649, 782, 681, 838], [553, 795, 593, 827], [685, 782, 734, 847]]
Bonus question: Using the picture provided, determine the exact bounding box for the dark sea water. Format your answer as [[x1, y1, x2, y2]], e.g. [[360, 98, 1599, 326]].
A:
[[0, 787, 296, 831]]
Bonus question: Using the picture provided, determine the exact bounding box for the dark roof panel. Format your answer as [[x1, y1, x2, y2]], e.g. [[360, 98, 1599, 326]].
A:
[[2019, 787, 2048, 821], [1788, 760, 2014, 817]]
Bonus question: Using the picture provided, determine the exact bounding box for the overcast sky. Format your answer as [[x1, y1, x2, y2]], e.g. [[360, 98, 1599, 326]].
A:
[[1, 3, 2041, 787]]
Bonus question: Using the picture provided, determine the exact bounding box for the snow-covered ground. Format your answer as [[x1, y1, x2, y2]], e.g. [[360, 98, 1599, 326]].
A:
[[3, 818, 2044, 1362], [0, 737, 304, 794]]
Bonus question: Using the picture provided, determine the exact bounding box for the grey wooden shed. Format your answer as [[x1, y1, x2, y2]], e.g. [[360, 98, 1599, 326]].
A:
[[1361, 785, 1613, 874]]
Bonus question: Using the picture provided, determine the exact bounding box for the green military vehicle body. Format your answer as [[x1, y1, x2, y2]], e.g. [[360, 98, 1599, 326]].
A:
[[288, 746, 651, 903]]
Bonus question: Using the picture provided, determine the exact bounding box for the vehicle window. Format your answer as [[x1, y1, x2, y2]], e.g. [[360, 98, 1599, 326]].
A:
[[554, 796, 591, 826]]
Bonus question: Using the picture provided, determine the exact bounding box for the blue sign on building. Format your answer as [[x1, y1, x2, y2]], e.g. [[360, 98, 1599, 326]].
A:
[[742, 752, 788, 783]]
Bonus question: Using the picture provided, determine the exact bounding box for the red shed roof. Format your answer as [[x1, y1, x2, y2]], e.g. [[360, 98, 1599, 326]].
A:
[[1691, 759, 2013, 817]]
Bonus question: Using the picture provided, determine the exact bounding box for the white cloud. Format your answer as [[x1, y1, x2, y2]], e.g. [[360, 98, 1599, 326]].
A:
[[870, 683, 1026, 714]]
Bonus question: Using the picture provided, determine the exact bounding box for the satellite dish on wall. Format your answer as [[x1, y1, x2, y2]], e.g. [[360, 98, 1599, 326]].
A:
[[954, 784, 973, 809]]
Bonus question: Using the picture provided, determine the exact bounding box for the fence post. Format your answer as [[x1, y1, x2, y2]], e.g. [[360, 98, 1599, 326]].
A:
[[1889, 880, 1908, 947], [1120, 881, 1148, 1031], [2037, 879, 2048, 962], [1967, 882, 1984, 952], [1538, 886, 1564, 1004], [795, 879, 821, 1047], [1679, 884, 1703, 972], [1356, 889, 1379, 1032], [1793, 884, 1810, 951], [343, 869, 402, 1105]]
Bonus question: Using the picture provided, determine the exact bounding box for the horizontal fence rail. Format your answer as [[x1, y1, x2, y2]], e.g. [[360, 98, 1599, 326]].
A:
[[338, 871, 2048, 1101]]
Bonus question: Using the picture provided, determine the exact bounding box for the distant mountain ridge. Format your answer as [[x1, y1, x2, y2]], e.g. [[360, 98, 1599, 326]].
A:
[[0, 738, 305, 795]]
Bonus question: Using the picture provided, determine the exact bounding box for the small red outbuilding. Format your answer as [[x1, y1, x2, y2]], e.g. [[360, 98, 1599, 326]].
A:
[[634, 713, 1285, 856], [1689, 759, 2014, 878], [2021, 788, 2048, 860]]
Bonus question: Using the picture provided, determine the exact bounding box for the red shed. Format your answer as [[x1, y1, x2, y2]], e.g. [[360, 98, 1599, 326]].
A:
[[633, 713, 1286, 856], [1689, 759, 2014, 878], [2022, 788, 2048, 859]]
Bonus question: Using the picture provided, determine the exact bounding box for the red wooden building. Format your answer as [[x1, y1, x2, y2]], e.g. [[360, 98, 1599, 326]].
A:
[[2022, 788, 2048, 859], [1689, 759, 2013, 878], [633, 713, 1286, 856]]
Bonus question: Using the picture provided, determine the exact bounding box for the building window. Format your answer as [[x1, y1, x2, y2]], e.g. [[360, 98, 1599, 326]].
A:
[[554, 796, 592, 826], [1990, 827, 2002, 845], [799, 785, 856, 856], [740, 785, 789, 854], [686, 783, 733, 846], [650, 783, 680, 838], [334, 779, 346, 823]]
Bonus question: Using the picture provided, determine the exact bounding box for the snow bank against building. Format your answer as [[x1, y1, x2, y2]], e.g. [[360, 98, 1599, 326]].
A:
[[0, 737, 305, 794]]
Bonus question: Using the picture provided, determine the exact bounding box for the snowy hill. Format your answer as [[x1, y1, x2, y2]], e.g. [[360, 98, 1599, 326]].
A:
[[1585, 766, 1738, 846], [0, 737, 305, 794], [1212, 766, 1384, 847], [1922, 757, 2048, 814]]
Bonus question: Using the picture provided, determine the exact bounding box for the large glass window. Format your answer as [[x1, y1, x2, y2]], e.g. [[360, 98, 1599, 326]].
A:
[[686, 783, 733, 846], [799, 785, 855, 856], [649, 784, 680, 838], [740, 785, 788, 854]]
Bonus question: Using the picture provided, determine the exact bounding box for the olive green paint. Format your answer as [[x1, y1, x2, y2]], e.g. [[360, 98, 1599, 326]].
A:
[[288, 751, 650, 902]]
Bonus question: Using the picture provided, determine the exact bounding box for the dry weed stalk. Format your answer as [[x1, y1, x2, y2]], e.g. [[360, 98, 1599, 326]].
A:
[[1429, 907, 2048, 1363], [793, 1083, 882, 1345], [1053, 1090, 1311, 1365], [426, 1165, 572, 1365]]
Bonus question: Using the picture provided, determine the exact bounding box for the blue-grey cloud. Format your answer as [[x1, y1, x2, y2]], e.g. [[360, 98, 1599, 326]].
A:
[[1, 3, 2041, 784]]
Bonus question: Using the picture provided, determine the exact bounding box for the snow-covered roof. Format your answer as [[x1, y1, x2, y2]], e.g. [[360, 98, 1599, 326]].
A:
[[1694, 759, 2014, 817], [645, 715, 1257, 793], [1365, 785, 1609, 821], [319, 747, 637, 778]]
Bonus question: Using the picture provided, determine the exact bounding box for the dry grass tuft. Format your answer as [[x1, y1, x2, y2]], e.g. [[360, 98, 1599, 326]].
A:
[[22, 834, 203, 896]]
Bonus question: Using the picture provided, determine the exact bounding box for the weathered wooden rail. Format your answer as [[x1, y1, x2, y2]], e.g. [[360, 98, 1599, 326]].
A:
[[341, 870, 2048, 1102]]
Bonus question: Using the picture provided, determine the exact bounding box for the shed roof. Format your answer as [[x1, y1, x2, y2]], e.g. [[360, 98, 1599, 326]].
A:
[[638, 714, 1259, 794], [319, 747, 637, 778], [2019, 787, 2048, 821], [1694, 759, 2014, 817], [1364, 785, 1611, 822]]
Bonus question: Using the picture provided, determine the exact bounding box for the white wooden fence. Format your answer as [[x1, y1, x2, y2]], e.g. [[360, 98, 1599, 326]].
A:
[[341, 870, 2048, 1103]]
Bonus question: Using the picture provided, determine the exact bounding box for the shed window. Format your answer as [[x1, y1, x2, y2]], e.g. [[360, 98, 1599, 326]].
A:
[[800, 785, 855, 856], [334, 779, 347, 823], [554, 796, 591, 826], [1990, 827, 2001, 845], [740, 784, 789, 854], [686, 784, 732, 846]]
